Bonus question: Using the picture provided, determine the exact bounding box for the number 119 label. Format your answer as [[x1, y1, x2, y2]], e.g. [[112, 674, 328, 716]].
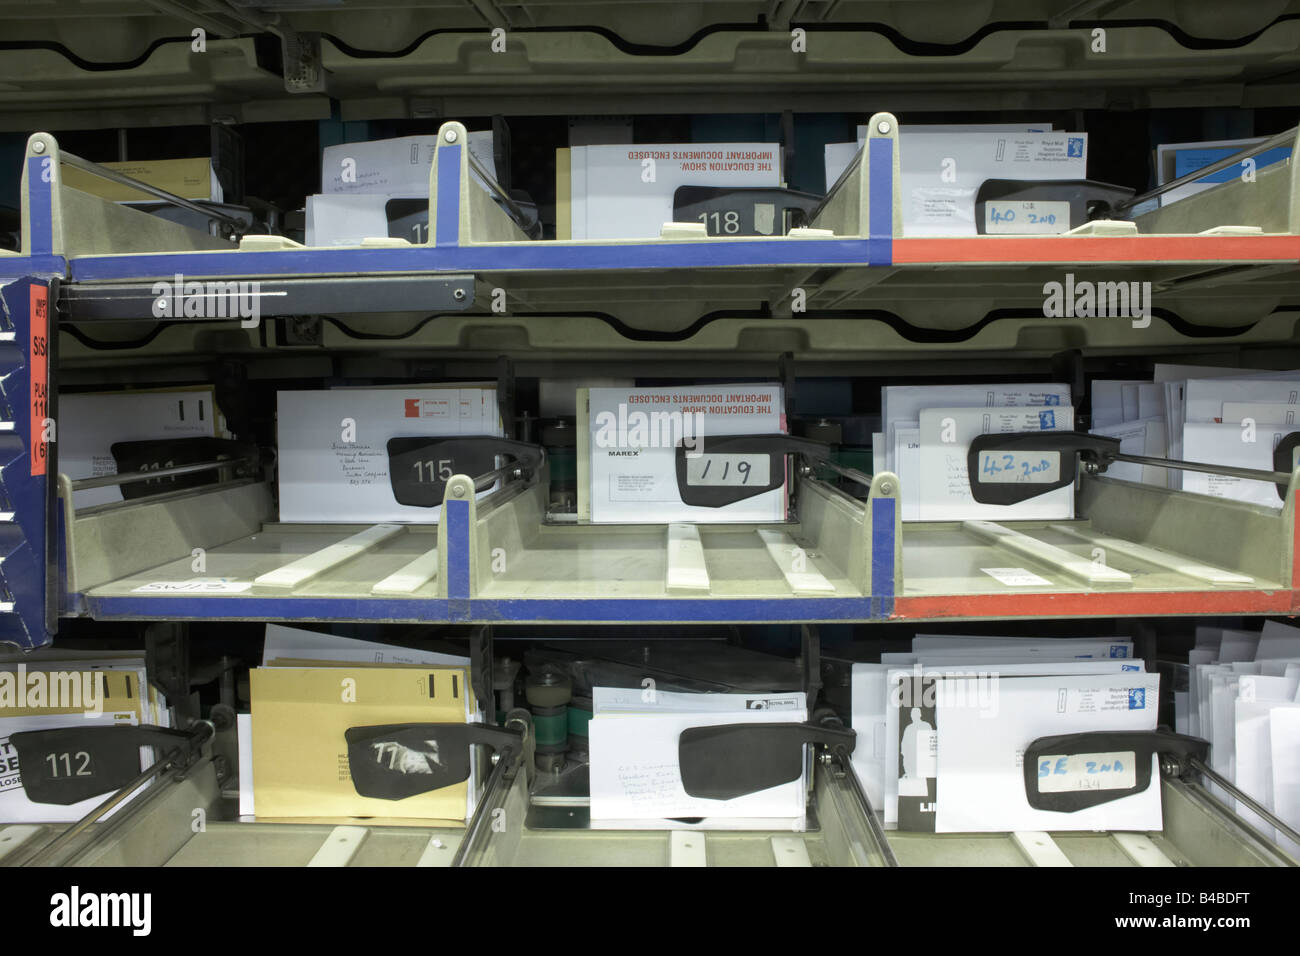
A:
[[685, 454, 769, 487]]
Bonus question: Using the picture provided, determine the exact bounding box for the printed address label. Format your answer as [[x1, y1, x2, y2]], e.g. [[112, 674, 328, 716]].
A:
[[981, 567, 1053, 587]]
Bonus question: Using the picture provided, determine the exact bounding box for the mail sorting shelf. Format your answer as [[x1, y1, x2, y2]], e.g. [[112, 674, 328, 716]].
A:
[[45, 443, 1300, 637], [11, 119, 1300, 323], [2, 724, 1293, 868], [5, 16, 1300, 131]]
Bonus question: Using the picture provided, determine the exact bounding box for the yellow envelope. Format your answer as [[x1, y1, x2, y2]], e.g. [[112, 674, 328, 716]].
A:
[[251, 666, 473, 823]]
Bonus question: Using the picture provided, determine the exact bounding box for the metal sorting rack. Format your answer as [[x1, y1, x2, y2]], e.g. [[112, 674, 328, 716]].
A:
[[0, 118, 1295, 642]]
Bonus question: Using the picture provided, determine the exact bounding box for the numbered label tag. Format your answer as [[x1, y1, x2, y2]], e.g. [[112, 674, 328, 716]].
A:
[[110, 437, 245, 500], [983, 200, 1071, 235], [387, 437, 499, 507], [10, 726, 146, 805], [977, 450, 1061, 484], [684, 453, 770, 487], [385, 198, 429, 244], [345, 724, 473, 800], [1036, 751, 1137, 793], [673, 435, 795, 508]]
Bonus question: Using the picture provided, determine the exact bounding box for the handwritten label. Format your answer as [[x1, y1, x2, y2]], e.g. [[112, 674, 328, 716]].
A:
[[1036, 751, 1137, 793], [29, 285, 49, 477], [981, 567, 1052, 587], [978, 450, 1061, 484], [984, 200, 1070, 235], [685, 454, 769, 487], [132, 579, 252, 594]]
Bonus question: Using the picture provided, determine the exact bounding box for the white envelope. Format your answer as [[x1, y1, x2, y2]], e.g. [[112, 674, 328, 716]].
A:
[[587, 384, 785, 523], [570, 142, 782, 240], [1221, 402, 1300, 428], [61, 390, 219, 509], [935, 673, 1161, 833], [1234, 677, 1299, 840], [1258, 620, 1300, 661], [588, 708, 807, 823], [882, 661, 1144, 828], [1091, 380, 1148, 428], [1269, 708, 1300, 857], [1182, 421, 1288, 509], [882, 384, 1070, 473], [276, 387, 502, 523], [898, 131, 1087, 237], [917, 406, 1075, 521], [1184, 377, 1300, 424]]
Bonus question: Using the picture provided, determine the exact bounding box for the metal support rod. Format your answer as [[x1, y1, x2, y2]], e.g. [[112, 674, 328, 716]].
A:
[[23, 724, 213, 866], [835, 750, 900, 867], [464, 146, 534, 235], [1188, 756, 1300, 848], [450, 745, 515, 867], [58, 151, 245, 229], [1115, 127, 1297, 213], [1097, 453, 1292, 486], [811, 457, 876, 491], [69, 456, 257, 491], [471, 461, 533, 492]]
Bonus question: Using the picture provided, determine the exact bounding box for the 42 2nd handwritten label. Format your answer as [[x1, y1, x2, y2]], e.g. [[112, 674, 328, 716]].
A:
[[1036, 750, 1137, 793], [984, 199, 1071, 235], [978, 450, 1061, 484]]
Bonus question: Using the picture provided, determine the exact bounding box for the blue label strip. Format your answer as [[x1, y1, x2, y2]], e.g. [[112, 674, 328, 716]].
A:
[[871, 496, 896, 617], [435, 144, 461, 247], [26, 157, 53, 256], [86, 594, 883, 623], [445, 497, 471, 600], [869, 136, 894, 242]]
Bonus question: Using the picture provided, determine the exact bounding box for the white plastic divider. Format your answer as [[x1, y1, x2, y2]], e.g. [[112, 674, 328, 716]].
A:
[[306, 825, 369, 867], [415, 835, 455, 867], [371, 547, 440, 595], [757, 529, 835, 595], [1048, 525, 1253, 586], [1113, 832, 1177, 867], [0, 825, 42, 862], [666, 523, 710, 593], [254, 524, 405, 589], [1012, 831, 1074, 867], [771, 835, 813, 867], [669, 829, 707, 866], [962, 520, 1133, 587]]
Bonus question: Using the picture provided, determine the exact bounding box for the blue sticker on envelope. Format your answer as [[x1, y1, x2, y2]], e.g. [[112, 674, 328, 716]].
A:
[[1038, 410, 1056, 429], [1128, 688, 1146, 709]]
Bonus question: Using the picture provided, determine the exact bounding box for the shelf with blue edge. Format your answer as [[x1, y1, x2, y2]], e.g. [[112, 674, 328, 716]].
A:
[[50, 448, 1300, 635], [9, 116, 1300, 324]]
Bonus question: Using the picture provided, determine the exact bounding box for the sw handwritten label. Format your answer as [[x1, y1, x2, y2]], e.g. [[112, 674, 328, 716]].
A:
[[984, 200, 1070, 235], [1036, 750, 1137, 793], [685, 454, 770, 487], [132, 579, 252, 594], [978, 450, 1061, 483]]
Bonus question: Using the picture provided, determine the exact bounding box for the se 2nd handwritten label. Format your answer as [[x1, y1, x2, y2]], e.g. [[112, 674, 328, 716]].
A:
[[1037, 750, 1137, 793]]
